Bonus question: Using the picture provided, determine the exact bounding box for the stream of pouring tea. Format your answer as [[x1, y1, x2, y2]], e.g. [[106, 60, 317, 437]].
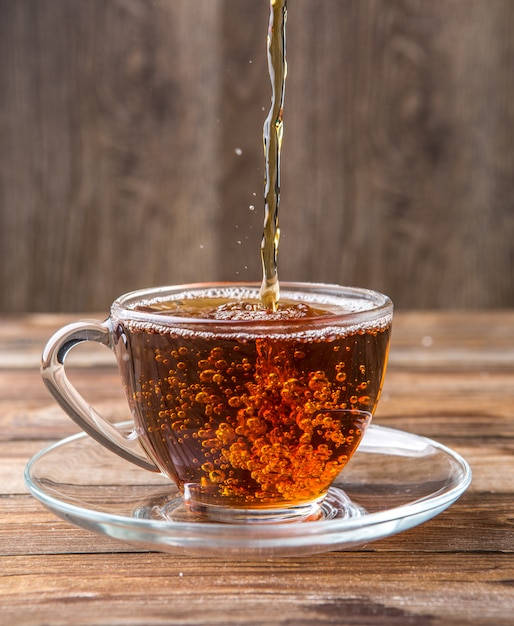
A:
[[259, 0, 287, 311]]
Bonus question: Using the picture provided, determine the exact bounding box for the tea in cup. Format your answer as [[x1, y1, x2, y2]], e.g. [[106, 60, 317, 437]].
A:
[[42, 282, 392, 523]]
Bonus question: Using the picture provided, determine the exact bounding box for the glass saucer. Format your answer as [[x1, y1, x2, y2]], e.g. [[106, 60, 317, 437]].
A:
[[25, 424, 471, 558]]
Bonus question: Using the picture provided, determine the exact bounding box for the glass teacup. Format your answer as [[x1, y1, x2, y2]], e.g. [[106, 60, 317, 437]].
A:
[[42, 282, 392, 523]]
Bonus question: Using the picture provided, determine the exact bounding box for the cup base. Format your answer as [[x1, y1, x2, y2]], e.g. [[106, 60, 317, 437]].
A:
[[135, 486, 367, 525], [184, 498, 326, 524]]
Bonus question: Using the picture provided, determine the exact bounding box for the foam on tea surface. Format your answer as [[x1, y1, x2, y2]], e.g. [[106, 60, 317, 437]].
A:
[[210, 301, 331, 321], [134, 296, 335, 322]]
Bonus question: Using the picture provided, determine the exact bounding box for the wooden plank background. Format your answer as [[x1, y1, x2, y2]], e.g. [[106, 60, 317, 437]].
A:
[[1, 0, 514, 312]]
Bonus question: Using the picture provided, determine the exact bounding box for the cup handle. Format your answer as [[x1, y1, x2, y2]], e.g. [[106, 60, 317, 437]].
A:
[[41, 319, 158, 472]]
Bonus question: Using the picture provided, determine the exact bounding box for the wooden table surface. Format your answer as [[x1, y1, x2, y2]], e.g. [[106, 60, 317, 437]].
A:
[[1, 311, 514, 625]]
